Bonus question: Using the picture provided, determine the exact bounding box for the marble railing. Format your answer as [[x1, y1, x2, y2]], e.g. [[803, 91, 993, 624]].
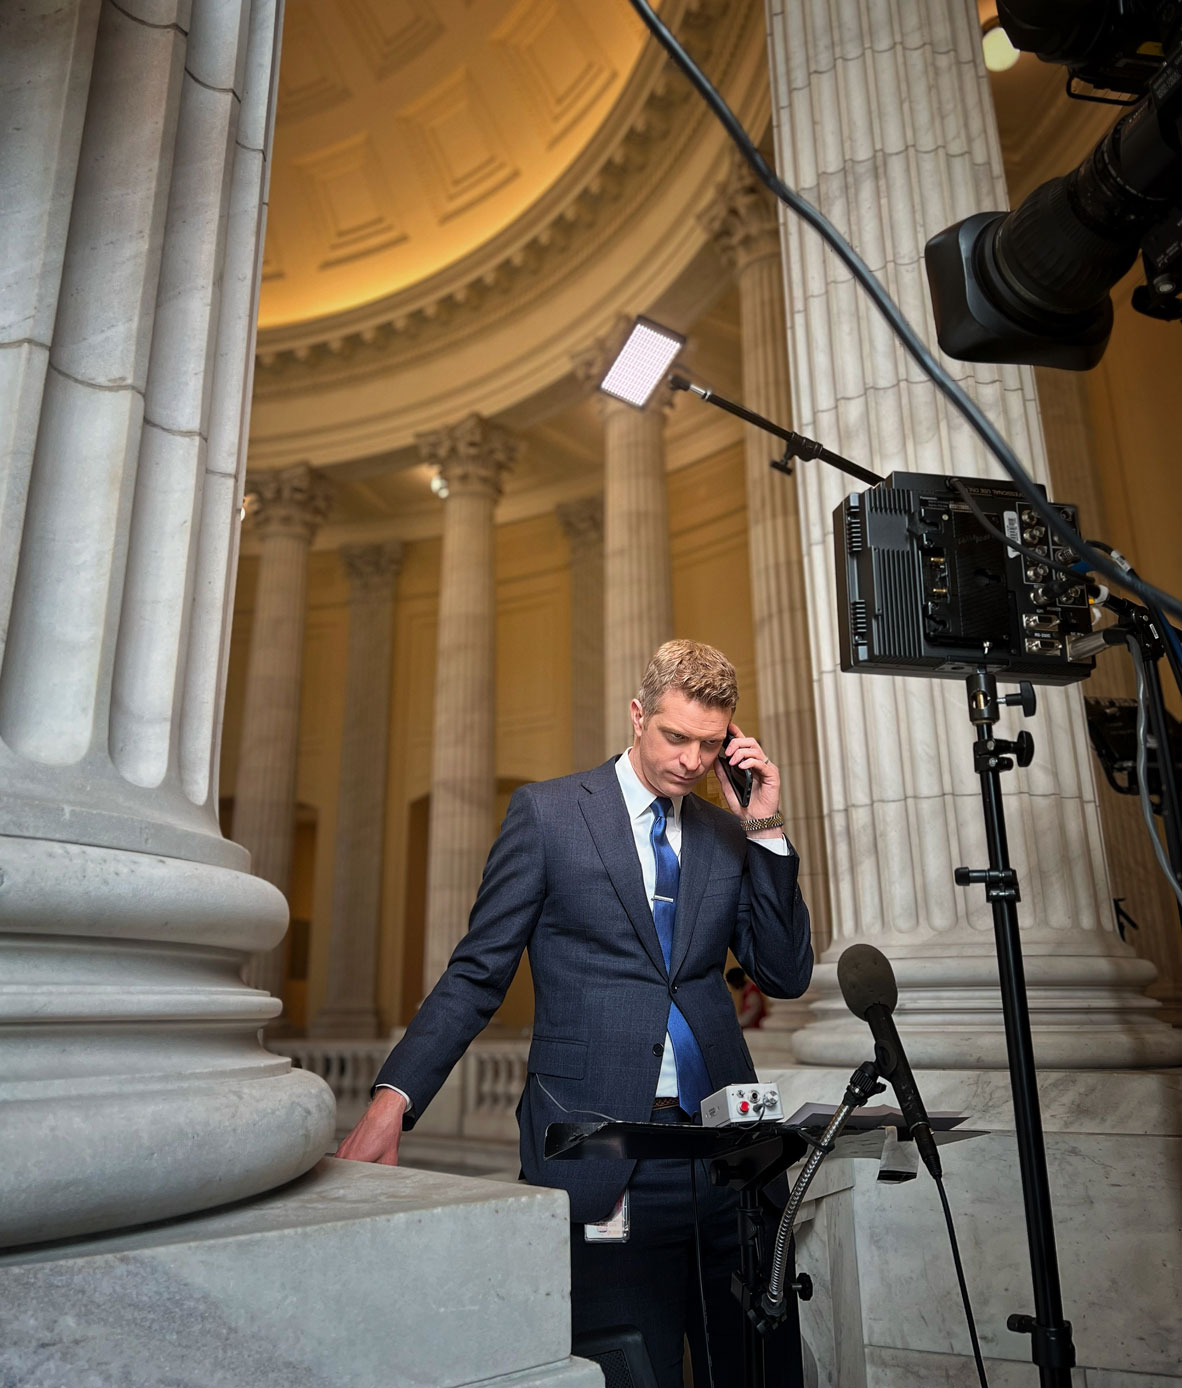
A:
[[278, 1032, 529, 1157]]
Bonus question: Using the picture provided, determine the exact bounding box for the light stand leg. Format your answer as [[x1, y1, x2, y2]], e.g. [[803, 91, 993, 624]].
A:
[[957, 671, 1076, 1386]]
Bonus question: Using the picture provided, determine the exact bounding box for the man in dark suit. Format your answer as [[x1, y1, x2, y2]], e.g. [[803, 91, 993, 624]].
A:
[[338, 640, 812, 1387]]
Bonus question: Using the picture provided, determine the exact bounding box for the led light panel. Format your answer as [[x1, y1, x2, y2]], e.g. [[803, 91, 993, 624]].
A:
[[598, 318, 685, 407]]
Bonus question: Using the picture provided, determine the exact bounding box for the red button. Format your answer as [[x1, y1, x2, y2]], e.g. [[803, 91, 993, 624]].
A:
[[739, 1101, 750, 1113]]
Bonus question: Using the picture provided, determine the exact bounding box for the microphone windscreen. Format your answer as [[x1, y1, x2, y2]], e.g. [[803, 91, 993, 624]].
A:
[[837, 943, 899, 1018]]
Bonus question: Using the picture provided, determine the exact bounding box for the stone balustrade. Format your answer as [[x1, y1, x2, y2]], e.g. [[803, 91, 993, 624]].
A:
[[278, 1032, 530, 1169]]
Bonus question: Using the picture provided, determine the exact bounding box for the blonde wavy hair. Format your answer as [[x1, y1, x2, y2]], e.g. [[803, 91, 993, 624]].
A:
[[636, 640, 738, 718]]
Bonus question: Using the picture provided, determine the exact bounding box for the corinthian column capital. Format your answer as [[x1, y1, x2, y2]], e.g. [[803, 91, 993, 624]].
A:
[[417, 413, 518, 498], [340, 540, 404, 598], [701, 150, 781, 272], [245, 463, 334, 541], [556, 496, 604, 550]]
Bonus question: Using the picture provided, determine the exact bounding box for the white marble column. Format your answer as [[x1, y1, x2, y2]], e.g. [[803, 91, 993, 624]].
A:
[[419, 415, 517, 991], [0, 0, 334, 1249], [309, 541, 403, 1037], [766, 0, 1182, 1068], [576, 323, 675, 754], [237, 463, 333, 1001], [557, 496, 606, 771], [703, 152, 832, 1004]]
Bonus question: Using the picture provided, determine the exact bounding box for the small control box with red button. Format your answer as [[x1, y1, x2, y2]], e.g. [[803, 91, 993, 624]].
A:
[[700, 1083, 782, 1128]]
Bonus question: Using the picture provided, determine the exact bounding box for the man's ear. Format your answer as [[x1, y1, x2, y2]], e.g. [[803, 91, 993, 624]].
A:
[[629, 698, 645, 740]]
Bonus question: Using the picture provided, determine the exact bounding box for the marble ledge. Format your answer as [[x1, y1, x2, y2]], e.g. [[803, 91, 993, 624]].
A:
[[759, 1065, 1182, 1136], [0, 1159, 566, 1268], [0, 1160, 578, 1388]]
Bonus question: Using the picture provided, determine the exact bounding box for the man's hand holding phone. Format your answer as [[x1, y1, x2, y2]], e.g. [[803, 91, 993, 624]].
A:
[[714, 722, 782, 837]]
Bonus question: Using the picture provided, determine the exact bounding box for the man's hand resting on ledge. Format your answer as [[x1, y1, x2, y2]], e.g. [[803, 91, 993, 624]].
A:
[[335, 1086, 407, 1166]]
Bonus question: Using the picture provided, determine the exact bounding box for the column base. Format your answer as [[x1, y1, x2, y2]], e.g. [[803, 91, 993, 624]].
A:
[[0, 833, 336, 1247], [0, 1159, 598, 1388], [792, 955, 1182, 1069], [0, 1070, 335, 1248]]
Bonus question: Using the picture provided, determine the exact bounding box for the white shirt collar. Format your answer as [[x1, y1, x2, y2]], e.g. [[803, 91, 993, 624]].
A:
[[615, 748, 684, 824]]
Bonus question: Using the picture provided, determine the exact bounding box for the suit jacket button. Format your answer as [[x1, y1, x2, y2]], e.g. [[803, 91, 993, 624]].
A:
[[670, 983, 678, 994], [652, 1043, 663, 1057]]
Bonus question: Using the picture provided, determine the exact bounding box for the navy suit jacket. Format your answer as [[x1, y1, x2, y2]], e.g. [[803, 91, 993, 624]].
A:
[[375, 757, 813, 1223]]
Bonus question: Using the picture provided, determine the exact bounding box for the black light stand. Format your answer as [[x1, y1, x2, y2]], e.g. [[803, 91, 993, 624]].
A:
[[667, 374, 883, 488], [955, 669, 1076, 1385]]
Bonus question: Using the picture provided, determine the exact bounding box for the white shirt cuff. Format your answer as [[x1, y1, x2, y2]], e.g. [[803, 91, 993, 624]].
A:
[[374, 1083, 413, 1111], [747, 832, 789, 856]]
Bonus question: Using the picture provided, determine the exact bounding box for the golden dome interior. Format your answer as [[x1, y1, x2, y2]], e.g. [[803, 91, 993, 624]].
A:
[[262, 0, 651, 328]]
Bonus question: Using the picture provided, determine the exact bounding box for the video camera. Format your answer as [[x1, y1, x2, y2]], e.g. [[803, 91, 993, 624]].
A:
[[925, 0, 1182, 369]]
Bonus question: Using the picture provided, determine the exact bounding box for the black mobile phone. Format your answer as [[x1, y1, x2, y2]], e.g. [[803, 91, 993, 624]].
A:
[[719, 731, 753, 808]]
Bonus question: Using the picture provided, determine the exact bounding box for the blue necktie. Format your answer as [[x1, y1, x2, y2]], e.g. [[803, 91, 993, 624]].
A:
[[649, 797, 712, 1118]]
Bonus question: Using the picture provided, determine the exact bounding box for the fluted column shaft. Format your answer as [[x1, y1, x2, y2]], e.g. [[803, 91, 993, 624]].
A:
[[704, 154, 831, 977], [310, 541, 403, 1037], [601, 395, 675, 753], [557, 497, 605, 771], [420, 416, 516, 991], [0, 0, 333, 1251], [237, 464, 333, 1000], [766, 0, 1181, 1068], [573, 324, 675, 754]]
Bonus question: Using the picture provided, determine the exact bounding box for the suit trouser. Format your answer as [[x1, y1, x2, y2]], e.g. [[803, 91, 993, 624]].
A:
[[568, 1105, 797, 1388]]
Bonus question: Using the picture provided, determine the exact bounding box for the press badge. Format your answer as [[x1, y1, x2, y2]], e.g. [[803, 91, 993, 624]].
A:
[[583, 1189, 630, 1242]]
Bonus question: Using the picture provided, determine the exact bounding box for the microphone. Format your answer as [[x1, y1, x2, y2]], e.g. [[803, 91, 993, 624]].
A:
[[837, 944, 942, 1179]]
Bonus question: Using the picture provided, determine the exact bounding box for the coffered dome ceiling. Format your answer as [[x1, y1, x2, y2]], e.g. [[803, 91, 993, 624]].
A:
[[262, 0, 652, 329]]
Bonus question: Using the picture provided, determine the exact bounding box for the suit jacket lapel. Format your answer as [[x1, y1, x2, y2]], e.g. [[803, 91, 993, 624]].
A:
[[578, 760, 668, 980], [670, 792, 715, 980]]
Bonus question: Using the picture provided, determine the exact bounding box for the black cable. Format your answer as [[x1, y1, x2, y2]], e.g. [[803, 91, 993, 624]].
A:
[[1126, 635, 1182, 905], [1149, 602, 1182, 702], [1091, 544, 1182, 699], [688, 1155, 717, 1388], [945, 478, 1087, 581], [625, 0, 1182, 626], [935, 1175, 990, 1388]]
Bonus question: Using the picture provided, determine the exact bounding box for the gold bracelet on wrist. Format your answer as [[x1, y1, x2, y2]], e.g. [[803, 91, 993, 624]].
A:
[[740, 811, 784, 833]]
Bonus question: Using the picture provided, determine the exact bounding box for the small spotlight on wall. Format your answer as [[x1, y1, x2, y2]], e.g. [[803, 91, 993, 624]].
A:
[[599, 317, 685, 408], [429, 470, 449, 499]]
